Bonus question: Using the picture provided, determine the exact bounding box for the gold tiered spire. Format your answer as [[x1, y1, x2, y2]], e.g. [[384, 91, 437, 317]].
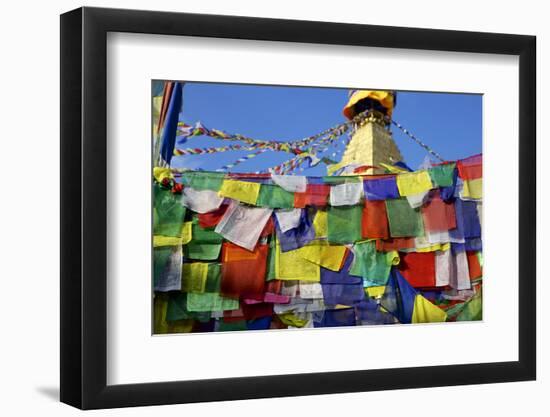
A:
[[340, 90, 403, 174]]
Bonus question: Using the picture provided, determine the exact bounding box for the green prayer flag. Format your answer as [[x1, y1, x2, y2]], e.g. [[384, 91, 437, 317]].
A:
[[153, 246, 174, 286], [191, 218, 223, 244], [184, 242, 222, 260], [166, 292, 212, 322], [182, 171, 225, 191], [456, 292, 482, 321], [350, 241, 393, 286], [266, 237, 277, 281], [385, 198, 425, 237], [153, 185, 186, 237], [187, 292, 240, 312], [327, 205, 362, 244], [205, 263, 222, 292], [217, 320, 248, 332], [256, 184, 294, 208], [428, 163, 456, 187], [322, 176, 361, 185]]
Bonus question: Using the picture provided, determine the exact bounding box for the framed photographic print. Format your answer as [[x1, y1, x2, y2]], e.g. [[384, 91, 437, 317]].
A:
[[60, 6, 536, 410]]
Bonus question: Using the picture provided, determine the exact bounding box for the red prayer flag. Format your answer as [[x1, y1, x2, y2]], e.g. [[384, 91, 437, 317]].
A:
[[220, 242, 268, 300], [294, 184, 330, 208], [241, 302, 274, 320], [467, 251, 482, 279], [398, 252, 436, 288], [376, 237, 416, 252], [198, 204, 229, 228], [457, 154, 482, 180], [421, 192, 457, 232], [362, 200, 389, 239]]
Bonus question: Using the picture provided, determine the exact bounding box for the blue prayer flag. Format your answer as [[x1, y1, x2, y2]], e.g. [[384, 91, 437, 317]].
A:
[[160, 82, 183, 164], [363, 176, 400, 200], [380, 268, 417, 324]]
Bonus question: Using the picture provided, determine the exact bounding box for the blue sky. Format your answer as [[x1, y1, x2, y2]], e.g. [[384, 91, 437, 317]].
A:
[[166, 82, 482, 175]]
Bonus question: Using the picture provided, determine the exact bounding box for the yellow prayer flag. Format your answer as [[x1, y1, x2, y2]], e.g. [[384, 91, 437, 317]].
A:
[[181, 263, 209, 293], [153, 167, 173, 183], [277, 313, 309, 328], [313, 210, 328, 238], [275, 238, 320, 281], [415, 242, 451, 253], [153, 236, 182, 247], [296, 241, 347, 271], [380, 162, 409, 174], [365, 286, 386, 298], [462, 178, 482, 200], [153, 221, 193, 247], [218, 179, 260, 205], [411, 295, 447, 323], [396, 170, 433, 196], [387, 250, 400, 265], [181, 221, 193, 245], [153, 295, 170, 334]]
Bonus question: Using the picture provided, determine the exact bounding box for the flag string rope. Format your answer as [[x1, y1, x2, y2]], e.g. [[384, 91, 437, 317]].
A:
[[171, 110, 446, 169]]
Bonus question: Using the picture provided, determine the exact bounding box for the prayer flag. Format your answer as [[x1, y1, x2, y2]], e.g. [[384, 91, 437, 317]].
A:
[[421, 191, 457, 232], [220, 242, 268, 300], [411, 295, 447, 323], [327, 205, 363, 244], [362, 200, 390, 239], [396, 170, 433, 196], [294, 184, 330, 208], [363, 176, 400, 200], [183, 172, 225, 191], [428, 163, 456, 187], [215, 202, 273, 251], [218, 179, 261, 205], [385, 198, 425, 237], [313, 308, 356, 327], [256, 184, 295, 208], [380, 268, 417, 324], [275, 237, 320, 281], [153, 185, 186, 237], [329, 181, 364, 206], [271, 174, 307, 192], [181, 262, 209, 293], [276, 209, 315, 252], [154, 245, 183, 292], [350, 241, 399, 286], [159, 82, 182, 164], [398, 252, 436, 288], [181, 187, 224, 214]]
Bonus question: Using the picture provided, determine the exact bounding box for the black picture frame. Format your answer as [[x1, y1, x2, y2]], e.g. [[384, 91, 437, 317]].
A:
[[60, 6, 536, 410]]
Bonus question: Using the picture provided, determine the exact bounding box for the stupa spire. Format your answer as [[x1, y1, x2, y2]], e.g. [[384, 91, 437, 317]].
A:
[[340, 90, 403, 174]]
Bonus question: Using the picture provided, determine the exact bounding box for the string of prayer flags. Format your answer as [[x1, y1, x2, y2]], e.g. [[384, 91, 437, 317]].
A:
[[153, 152, 482, 333]]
